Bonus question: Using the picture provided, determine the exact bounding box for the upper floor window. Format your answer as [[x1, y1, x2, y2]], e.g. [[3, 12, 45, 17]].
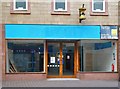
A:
[[54, 0, 67, 11], [13, 0, 28, 10], [92, 0, 105, 12]]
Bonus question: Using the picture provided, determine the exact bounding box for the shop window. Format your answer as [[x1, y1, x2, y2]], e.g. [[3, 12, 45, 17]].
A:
[[6, 40, 44, 73], [90, 0, 108, 16], [14, 0, 28, 10], [51, 0, 70, 15], [79, 40, 117, 72]]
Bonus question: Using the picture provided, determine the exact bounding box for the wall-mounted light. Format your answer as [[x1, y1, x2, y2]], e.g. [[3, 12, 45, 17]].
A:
[[79, 4, 86, 23]]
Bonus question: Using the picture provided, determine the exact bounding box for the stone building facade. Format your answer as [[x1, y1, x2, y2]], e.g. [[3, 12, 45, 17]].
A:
[[1, 0, 120, 81]]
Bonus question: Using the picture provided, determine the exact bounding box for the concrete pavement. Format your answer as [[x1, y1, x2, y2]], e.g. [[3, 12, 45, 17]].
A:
[[2, 78, 119, 87]]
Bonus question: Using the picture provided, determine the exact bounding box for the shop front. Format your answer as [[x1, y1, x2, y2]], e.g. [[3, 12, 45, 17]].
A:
[[4, 24, 119, 80]]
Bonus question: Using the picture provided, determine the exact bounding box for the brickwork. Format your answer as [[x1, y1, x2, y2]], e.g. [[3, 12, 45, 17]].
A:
[[118, 1, 120, 81], [1, 0, 119, 25], [0, 24, 2, 87], [118, 31, 120, 81], [77, 72, 118, 80], [0, 1, 2, 87], [2, 25, 5, 81], [5, 74, 46, 81]]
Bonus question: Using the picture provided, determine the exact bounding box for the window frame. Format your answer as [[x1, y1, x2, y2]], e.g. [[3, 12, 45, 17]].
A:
[[79, 40, 118, 73], [13, 0, 28, 11], [53, 0, 68, 12], [92, 0, 105, 13], [6, 40, 45, 74]]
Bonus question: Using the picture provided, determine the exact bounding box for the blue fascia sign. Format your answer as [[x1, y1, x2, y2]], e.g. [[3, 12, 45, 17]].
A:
[[5, 24, 100, 39]]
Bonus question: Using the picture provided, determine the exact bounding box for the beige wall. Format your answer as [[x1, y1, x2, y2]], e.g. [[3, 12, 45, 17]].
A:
[[1, 0, 119, 25], [118, 1, 120, 25], [0, 1, 2, 87]]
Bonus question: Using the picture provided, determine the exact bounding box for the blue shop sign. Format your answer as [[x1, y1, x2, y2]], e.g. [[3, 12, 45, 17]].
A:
[[5, 24, 100, 39]]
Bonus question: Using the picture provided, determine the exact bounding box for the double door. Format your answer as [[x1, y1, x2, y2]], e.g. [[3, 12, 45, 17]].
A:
[[47, 42, 77, 78]]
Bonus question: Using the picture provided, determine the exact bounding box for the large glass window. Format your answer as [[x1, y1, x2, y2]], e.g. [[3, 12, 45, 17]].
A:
[[6, 40, 44, 73], [79, 40, 117, 72]]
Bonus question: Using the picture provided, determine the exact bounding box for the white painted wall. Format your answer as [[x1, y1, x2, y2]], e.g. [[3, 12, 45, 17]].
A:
[[83, 43, 94, 71], [93, 43, 117, 72], [82, 41, 117, 72]]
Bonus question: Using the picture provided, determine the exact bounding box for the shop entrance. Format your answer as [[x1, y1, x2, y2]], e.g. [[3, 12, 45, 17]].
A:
[[47, 42, 77, 78]]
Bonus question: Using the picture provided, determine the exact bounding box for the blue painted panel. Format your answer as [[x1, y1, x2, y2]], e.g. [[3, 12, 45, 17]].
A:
[[5, 24, 100, 39], [95, 42, 112, 50]]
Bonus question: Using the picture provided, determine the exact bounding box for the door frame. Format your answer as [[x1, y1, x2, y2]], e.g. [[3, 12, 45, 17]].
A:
[[46, 41, 78, 78]]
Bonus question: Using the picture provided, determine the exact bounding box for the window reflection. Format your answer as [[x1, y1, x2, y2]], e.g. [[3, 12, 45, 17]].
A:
[[7, 40, 44, 73]]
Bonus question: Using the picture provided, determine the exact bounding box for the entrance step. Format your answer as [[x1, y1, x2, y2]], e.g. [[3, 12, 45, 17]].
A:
[[47, 78, 79, 81]]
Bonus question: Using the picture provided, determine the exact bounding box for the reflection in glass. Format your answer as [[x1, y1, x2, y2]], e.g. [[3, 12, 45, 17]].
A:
[[7, 40, 44, 73], [62, 43, 74, 75], [79, 40, 117, 72], [48, 43, 60, 75]]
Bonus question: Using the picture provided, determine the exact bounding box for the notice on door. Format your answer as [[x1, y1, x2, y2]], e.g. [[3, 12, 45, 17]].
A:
[[50, 57, 55, 63]]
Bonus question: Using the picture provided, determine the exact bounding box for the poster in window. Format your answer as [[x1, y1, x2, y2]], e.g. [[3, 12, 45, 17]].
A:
[[67, 55, 70, 59], [50, 57, 55, 63], [101, 26, 118, 39]]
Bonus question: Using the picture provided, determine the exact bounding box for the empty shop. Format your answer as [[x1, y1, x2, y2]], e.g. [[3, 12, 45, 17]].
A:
[[4, 24, 118, 80]]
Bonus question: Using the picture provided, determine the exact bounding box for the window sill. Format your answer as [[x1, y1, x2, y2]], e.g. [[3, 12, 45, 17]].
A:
[[90, 12, 108, 16], [51, 11, 70, 15], [10, 10, 31, 14], [6, 72, 46, 74], [78, 71, 118, 73]]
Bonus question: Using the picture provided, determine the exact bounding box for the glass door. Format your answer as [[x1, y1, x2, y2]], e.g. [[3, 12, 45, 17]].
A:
[[62, 43, 74, 75], [47, 42, 76, 77], [47, 43, 60, 76]]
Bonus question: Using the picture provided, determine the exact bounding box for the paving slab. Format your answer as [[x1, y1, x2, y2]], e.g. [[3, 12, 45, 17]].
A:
[[2, 79, 119, 87]]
